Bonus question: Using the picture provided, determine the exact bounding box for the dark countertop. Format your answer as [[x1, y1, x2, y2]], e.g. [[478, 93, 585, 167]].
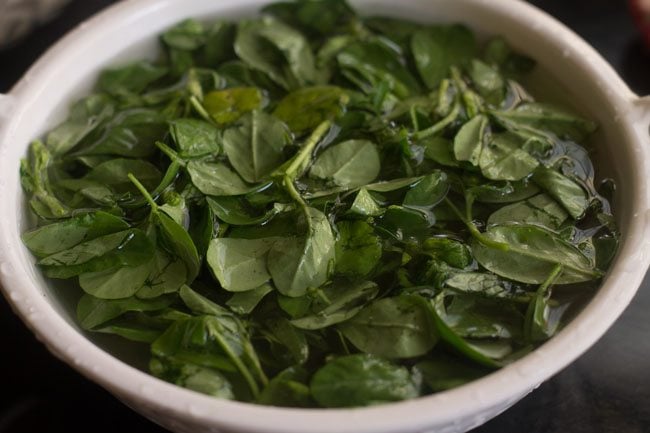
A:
[[0, 1, 648, 432]]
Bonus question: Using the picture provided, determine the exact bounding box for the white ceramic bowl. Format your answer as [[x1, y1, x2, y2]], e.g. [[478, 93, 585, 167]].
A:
[[1, 1, 649, 432]]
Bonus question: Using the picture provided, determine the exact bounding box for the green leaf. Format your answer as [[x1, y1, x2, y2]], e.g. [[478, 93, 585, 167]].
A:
[[483, 36, 536, 78], [471, 224, 602, 284], [40, 228, 154, 279], [262, 0, 355, 36], [415, 354, 489, 392], [403, 171, 449, 209], [422, 237, 472, 269], [77, 293, 174, 329], [268, 207, 335, 297], [152, 359, 235, 399], [411, 25, 476, 89], [223, 110, 291, 183], [46, 94, 115, 155], [444, 272, 521, 300], [98, 61, 167, 97], [334, 220, 382, 278], [258, 366, 312, 407], [532, 166, 589, 219], [85, 159, 162, 194], [289, 280, 379, 330], [491, 102, 597, 142], [273, 86, 349, 134], [226, 284, 273, 315], [20, 140, 71, 219], [179, 285, 232, 317], [310, 139, 381, 188], [467, 60, 505, 106], [422, 136, 458, 167], [151, 314, 266, 398], [338, 40, 420, 98], [96, 311, 172, 343], [339, 295, 438, 358], [203, 21, 237, 66], [161, 19, 206, 50], [156, 211, 201, 282], [207, 196, 282, 226], [77, 109, 167, 158], [264, 317, 310, 364], [187, 160, 252, 196], [136, 252, 187, 299], [207, 237, 279, 292], [310, 354, 419, 407], [22, 211, 128, 258], [203, 87, 264, 126], [79, 261, 152, 299], [487, 193, 568, 229], [454, 114, 487, 165], [170, 118, 221, 158], [235, 17, 320, 90], [439, 294, 523, 339], [427, 292, 507, 367], [479, 132, 538, 181], [365, 177, 423, 192], [378, 205, 432, 240], [468, 179, 540, 204], [349, 188, 383, 216]]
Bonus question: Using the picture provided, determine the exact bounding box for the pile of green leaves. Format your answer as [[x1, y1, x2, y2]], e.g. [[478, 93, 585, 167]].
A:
[[20, 0, 619, 408]]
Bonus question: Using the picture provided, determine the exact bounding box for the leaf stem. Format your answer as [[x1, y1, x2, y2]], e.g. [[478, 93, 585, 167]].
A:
[[283, 175, 306, 207], [409, 105, 419, 132], [538, 264, 563, 294], [189, 95, 214, 124], [413, 103, 460, 140], [285, 120, 332, 179], [155, 141, 186, 167], [208, 322, 260, 399], [443, 197, 509, 251], [280, 120, 332, 211], [128, 173, 158, 213]]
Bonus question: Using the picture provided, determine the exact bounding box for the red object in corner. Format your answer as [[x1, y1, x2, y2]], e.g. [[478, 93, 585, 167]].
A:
[[630, 0, 650, 48]]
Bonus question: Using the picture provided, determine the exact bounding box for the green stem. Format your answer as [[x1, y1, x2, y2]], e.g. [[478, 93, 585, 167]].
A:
[[538, 264, 563, 294], [279, 120, 332, 212], [413, 103, 460, 140], [128, 173, 158, 213], [285, 120, 332, 179], [209, 323, 260, 399], [189, 95, 214, 124], [409, 105, 419, 132], [443, 197, 509, 251], [155, 141, 186, 167], [283, 175, 306, 207]]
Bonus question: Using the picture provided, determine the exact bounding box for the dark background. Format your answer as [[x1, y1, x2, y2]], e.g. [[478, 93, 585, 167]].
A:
[[1, 1, 649, 432]]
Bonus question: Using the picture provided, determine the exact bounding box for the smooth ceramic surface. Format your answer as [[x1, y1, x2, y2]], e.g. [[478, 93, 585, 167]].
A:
[[0, 1, 649, 433]]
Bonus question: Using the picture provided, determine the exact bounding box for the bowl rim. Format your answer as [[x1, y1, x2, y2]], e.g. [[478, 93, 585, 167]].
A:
[[1, 0, 649, 432]]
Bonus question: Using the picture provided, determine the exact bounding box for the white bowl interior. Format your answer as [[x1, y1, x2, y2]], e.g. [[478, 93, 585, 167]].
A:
[[1, 1, 648, 433]]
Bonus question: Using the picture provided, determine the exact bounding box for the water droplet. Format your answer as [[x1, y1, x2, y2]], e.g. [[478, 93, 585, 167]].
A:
[[9, 291, 21, 302]]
